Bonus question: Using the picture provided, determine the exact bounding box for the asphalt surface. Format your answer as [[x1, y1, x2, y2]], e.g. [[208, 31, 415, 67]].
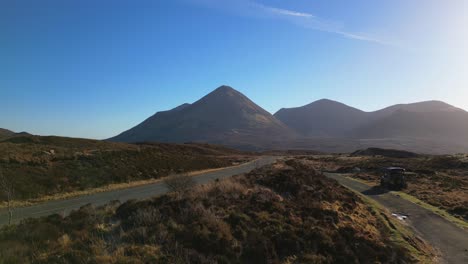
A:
[[0, 156, 279, 226], [324, 172, 468, 264]]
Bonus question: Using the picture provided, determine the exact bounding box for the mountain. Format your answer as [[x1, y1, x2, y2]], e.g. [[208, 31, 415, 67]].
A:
[[274, 99, 468, 153], [274, 99, 468, 144], [0, 128, 15, 139], [274, 99, 368, 137], [110, 86, 295, 149], [369, 100, 463, 120], [353, 107, 468, 143], [0, 128, 30, 140], [110, 86, 468, 153]]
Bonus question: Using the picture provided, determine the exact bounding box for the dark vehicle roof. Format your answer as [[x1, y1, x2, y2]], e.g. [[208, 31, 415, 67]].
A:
[[386, 167, 405, 171]]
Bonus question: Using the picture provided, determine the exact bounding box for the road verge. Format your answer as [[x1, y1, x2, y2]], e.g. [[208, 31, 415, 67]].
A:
[[0, 158, 262, 209]]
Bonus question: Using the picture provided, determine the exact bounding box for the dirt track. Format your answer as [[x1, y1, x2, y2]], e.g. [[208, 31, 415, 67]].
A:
[[324, 172, 468, 264]]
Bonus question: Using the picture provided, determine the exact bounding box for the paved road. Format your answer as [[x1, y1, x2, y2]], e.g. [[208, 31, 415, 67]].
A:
[[324, 172, 468, 264], [0, 156, 279, 226]]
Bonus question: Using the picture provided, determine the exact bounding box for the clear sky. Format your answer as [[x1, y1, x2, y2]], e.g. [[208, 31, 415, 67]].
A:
[[1, 0, 467, 139]]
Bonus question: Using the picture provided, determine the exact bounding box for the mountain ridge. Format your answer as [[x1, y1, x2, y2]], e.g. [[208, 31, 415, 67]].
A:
[[0, 128, 31, 140], [109, 85, 295, 148], [108, 86, 468, 154], [274, 99, 368, 137]]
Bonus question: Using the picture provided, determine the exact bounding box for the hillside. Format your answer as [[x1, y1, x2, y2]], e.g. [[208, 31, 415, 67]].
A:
[[0, 134, 252, 201], [110, 86, 295, 150], [274, 99, 468, 143], [0, 160, 434, 263], [352, 109, 468, 144], [274, 99, 368, 137], [0, 128, 15, 139], [351, 148, 419, 158], [275, 99, 468, 153], [370, 100, 463, 120]]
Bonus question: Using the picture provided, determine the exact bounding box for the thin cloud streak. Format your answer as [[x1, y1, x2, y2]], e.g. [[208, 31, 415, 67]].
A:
[[252, 3, 314, 18], [190, 0, 391, 45], [253, 2, 390, 45], [332, 30, 392, 46]]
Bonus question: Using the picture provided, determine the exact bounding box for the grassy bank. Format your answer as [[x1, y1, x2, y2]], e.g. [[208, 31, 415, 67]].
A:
[[0, 159, 435, 263]]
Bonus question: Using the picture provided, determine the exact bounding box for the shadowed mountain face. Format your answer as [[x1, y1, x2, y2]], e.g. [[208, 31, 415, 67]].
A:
[[351, 101, 468, 143], [274, 99, 368, 137], [110, 86, 468, 153], [0, 128, 31, 140], [370, 100, 463, 119], [0, 128, 15, 139], [275, 100, 468, 143], [353, 109, 468, 142], [110, 86, 294, 148]]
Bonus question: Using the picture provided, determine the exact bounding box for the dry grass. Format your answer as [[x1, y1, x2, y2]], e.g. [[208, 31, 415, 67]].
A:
[[0, 159, 435, 263], [358, 194, 439, 263], [391, 191, 468, 230], [0, 160, 258, 209], [0, 135, 254, 202], [305, 154, 468, 222], [342, 175, 468, 230]]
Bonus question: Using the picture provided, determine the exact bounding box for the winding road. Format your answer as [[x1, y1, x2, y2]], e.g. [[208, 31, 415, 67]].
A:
[[0, 156, 279, 226], [324, 172, 468, 264]]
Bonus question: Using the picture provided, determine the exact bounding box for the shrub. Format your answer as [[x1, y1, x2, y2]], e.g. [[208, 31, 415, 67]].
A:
[[163, 174, 196, 193]]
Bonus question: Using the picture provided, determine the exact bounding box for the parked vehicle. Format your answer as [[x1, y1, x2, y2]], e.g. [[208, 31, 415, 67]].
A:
[[380, 167, 407, 190]]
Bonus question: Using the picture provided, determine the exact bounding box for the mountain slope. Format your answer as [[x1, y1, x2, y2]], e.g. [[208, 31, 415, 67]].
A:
[[0, 133, 250, 200], [353, 109, 468, 143], [369, 100, 463, 120], [110, 88, 468, 153], [274, 99, 468, 143], [110, 86, 294, 149], [0, 128, 15, 139], [273, 99, 468, 153], [274, 99, 368, 137], [0, 128, 31, 140]]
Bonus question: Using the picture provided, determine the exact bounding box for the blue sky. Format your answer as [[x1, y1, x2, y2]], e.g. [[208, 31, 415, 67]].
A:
[[1, 0, 467, 139]]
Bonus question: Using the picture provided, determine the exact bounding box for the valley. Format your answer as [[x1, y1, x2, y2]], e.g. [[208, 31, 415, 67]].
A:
[[3, 1, 467, 262], [0, 132, 466, 263], [2, 87, 468, 264]]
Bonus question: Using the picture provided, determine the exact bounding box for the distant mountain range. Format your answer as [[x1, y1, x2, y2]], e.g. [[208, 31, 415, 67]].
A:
[[0, 128, 30, 140], [108, 85, 468, 154], [275, 99, 467, 140], [0, 128, 15, 139], [4, 86, 466, 154]]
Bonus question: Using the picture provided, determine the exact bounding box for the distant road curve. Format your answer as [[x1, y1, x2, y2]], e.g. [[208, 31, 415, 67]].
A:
[[324, 172, 468, 264], [0, 156, 280, 226]]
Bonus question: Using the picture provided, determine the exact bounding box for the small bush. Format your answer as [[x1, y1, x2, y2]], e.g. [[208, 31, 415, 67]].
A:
[[164, 174, 196, 193]]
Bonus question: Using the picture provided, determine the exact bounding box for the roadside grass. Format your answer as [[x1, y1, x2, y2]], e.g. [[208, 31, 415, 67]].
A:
[[345, 175, 468, 230], [351, 190, 438, 263], [0, 159, 428, 263], [0, 159, 258, 209], [0, 137, 256, 202], [390, 191, 468, 230]]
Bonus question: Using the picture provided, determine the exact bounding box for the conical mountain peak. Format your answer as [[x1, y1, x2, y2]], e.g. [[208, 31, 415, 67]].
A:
[[109, 85, 294, 147]]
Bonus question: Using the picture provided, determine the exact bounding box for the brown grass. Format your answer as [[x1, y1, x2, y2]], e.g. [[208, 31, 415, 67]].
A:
[[0, 158, 435, 263], [304, 154, 468, 222], [0, 159, 259, 209]]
